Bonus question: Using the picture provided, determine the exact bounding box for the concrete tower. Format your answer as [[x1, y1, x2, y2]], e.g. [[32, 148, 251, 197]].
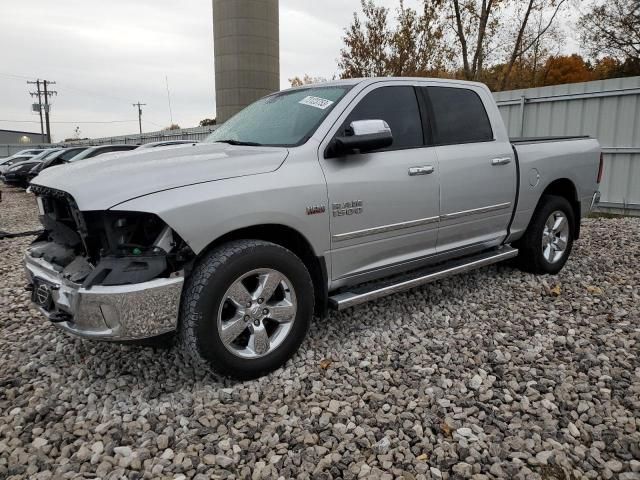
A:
[[213, 0, 280, 123]]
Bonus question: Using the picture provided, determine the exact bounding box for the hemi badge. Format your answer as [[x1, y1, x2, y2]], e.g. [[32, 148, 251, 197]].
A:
[[306, 205, 326, 215]]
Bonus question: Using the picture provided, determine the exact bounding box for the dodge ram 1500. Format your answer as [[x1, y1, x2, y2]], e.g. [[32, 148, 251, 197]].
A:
[[25, 77, 602, 379]]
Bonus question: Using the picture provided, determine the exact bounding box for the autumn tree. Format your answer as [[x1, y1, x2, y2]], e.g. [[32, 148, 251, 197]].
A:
[[539, 54, 593, 86], [339, 0, 391, 77], [388, 0, 448, 75], [338, 0, 635, 89], [578, 0, 640, 61], [289, 74, 329, 87], [338, 0, 447, 78]]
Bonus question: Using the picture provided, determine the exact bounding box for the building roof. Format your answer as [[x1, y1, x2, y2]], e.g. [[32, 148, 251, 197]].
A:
[[0, 128, 41, 136]]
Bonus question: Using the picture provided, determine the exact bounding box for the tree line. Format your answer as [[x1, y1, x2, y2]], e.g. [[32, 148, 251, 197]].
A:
[[290, 0, 640, 91]]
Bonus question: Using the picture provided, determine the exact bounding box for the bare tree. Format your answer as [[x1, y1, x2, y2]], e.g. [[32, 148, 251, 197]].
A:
[[448, 0, 503, 80], [499, 0, 567, 89], [579, 0, 640, 61]]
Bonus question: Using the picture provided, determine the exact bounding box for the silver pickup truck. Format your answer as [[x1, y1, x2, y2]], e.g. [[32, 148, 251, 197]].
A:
[[25, 78, 602, 379]]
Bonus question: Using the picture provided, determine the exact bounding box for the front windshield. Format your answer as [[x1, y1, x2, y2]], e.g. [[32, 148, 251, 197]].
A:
[[205, 85, 352, 147]]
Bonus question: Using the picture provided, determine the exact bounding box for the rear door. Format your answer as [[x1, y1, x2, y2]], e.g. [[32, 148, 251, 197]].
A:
[[421, 85, 516, 253], [319, 82, 441, 282]]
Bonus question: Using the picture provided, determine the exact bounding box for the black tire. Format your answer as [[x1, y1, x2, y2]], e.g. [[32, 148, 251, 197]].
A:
[[180, 240, 314, 380], [515, 194, 575, 274]]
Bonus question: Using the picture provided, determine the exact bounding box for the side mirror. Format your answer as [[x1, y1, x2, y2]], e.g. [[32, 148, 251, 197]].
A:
[[326, 119, 393, 158]]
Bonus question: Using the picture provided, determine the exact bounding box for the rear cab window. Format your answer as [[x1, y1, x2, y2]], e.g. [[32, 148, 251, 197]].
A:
[[423, 86, 494, 145]]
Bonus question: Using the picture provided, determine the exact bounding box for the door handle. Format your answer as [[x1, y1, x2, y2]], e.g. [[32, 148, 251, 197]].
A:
[[408, 165, 435, 176], [491, 157, 512, 166]]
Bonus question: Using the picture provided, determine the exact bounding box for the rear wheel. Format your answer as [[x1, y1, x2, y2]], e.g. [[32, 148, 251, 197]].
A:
[[180, 240, 314, 379], [516, 195, 575, 274]]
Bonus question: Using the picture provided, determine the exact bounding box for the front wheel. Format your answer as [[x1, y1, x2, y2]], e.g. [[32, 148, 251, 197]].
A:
[[180, 240, 314, 379], [516, 194, 575, 274]]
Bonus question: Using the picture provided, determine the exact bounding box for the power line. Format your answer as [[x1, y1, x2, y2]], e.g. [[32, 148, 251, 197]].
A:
[[27, 80, 45, 142], [0, 71, 33, 80], [27, 79, 56, 143], [0, 119, 138, 124]]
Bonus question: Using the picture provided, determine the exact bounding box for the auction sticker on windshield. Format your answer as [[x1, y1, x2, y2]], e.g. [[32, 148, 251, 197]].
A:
[[299, 96, 334, 110]]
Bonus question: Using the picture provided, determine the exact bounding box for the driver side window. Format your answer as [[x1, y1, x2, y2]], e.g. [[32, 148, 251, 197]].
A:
[[338, 86, 424, 151]]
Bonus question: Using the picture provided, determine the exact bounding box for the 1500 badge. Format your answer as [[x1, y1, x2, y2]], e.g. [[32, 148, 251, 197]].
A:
[[332, 200, 363, 217]]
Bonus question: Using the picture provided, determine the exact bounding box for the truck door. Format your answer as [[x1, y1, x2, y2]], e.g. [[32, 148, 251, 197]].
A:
[[318, 83, 440, 282], [422, 85, 516, 254]]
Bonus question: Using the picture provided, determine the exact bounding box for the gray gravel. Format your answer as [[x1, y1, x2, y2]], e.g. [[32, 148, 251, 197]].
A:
[[1, 185, 639, 479]]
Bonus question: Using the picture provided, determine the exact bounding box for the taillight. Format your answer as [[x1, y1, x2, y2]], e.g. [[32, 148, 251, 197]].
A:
[[597, 152, 604, 184]]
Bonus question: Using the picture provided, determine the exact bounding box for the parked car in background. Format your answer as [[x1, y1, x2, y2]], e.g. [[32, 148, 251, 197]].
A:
[[136, 140, 197, 149], [0, 148, 46, 162], [26, 146, 93, 183], [67, 144, 137, 162], [25, 78, 601, 379], [0, 148, 62, 175], [2, 159, 44, 187], [0, 155, 33, 172]]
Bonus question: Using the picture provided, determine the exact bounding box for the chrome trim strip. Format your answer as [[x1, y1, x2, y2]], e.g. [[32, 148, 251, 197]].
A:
[[440, 202, 512, 221], [333, 202, 512, 242], [329, 247, 518, 310], [332, 215, 439, 242]]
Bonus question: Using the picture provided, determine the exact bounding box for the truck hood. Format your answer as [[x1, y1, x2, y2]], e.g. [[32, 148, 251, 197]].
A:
[[31, 143, 288, 210]]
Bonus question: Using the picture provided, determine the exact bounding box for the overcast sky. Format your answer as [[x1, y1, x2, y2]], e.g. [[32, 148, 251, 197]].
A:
[[0, 0, 574, 141]]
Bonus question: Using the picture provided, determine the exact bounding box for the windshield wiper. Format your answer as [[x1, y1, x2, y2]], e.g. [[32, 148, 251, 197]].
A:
[[215, 139, 263, 146]]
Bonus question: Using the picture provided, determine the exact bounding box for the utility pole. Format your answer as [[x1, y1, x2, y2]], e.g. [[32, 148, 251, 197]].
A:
[[132, 101, 146, 134], [42, 80, 56, 143], [27, 80, 45, 143], [27, 79, 56, 143]]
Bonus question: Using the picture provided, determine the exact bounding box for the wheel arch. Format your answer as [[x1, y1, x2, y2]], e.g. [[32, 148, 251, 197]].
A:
[[539, 178, 581, 239], [195, 224, 328, 318]]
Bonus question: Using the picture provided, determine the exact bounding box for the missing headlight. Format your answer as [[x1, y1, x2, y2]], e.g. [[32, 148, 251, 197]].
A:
[[79, 211, 194, 287]]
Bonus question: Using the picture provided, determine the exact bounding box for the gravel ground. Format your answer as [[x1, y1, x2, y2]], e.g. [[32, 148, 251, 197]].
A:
[[0, 184, 639, 480], [0, 184, 40, 234]]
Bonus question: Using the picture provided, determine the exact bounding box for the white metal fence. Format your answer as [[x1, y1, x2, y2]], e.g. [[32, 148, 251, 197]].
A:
[[0, 143, 51, 158], [494, 76, 640, 215], [58, 125, 217, 146], [0, 126, 217, 158]]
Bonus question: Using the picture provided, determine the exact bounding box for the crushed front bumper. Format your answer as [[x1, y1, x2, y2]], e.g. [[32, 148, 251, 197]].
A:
[[24, 253, 183, 341]]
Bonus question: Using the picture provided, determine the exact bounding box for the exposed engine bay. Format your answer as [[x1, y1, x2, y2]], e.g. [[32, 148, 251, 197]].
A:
[[29, 185, 194, 288]]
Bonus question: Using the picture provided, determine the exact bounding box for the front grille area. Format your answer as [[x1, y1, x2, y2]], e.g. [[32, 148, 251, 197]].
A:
[[29, 185, 88, 258], [30, 186, 85, 234], [28, 185, 194, 287]]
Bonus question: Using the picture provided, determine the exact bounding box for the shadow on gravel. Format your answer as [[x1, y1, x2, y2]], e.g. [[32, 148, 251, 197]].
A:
[[320, 263, 518, 335]]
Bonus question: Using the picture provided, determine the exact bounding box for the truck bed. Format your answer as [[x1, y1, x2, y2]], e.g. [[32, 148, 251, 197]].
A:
[[508, 136, 600, 243]]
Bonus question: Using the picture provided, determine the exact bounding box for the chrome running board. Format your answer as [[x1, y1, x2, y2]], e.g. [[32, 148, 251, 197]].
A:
[[328, 246, 518, 311]]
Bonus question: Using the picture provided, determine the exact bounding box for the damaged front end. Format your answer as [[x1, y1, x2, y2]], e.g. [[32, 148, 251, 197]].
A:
[[24, 185, 194, 341]]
